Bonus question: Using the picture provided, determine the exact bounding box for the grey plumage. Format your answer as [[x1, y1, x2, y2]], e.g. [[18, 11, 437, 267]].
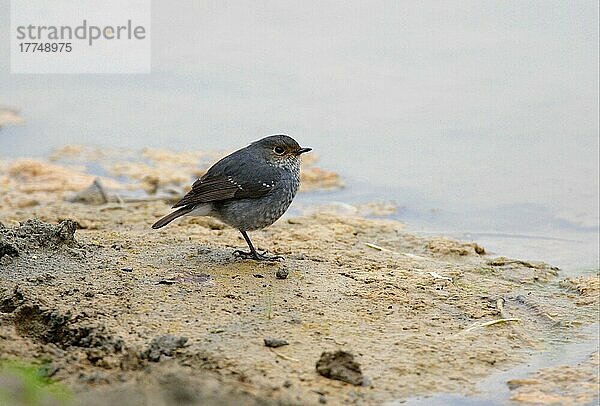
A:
[[152, 135, 311, 260]]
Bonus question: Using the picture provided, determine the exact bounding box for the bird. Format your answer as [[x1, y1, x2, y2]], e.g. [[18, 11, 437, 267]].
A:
[[152, 135, 312, 261]]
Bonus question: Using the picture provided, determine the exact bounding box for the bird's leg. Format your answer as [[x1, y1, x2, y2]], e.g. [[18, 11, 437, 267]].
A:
[[233, 231, 283, 261]]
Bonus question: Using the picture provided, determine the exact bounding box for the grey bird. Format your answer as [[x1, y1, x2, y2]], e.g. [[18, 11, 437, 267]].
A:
[[152, 135, 312, 261]]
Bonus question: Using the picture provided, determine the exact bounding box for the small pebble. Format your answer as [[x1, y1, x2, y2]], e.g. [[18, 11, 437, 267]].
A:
[[264, 337, 289, 348], [316, 350, 364, 385], [121, 267, 133, 272], [275, 268, 289, 279], [253, 274, 264, 278]]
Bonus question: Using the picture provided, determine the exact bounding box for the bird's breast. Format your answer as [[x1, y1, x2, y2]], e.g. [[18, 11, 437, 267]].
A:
[[213, 173, 300, 232]]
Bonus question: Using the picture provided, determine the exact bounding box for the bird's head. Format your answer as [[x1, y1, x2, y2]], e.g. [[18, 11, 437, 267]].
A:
[[251, 135, 312, 168]]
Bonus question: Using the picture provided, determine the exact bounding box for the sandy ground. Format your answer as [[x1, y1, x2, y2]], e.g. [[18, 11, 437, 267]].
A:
[[0, 150, 598, 405]]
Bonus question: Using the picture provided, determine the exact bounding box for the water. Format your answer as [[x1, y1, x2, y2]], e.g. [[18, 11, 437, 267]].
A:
[[0, 3, 598, 401], [402, 323, 599, 405]]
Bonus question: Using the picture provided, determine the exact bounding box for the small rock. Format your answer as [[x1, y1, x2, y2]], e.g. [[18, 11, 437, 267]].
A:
[[264, 337, 289, 348], [275, 268, 289, 279], [121, 267, 133, 272], [67, 179, 109, 205], [56, 220, 78, 243], [319, 395, 327, 404], [316, 350, 364, 386], [253, 274, 264, 278], [0, 286, 25, 313], [0, 241, 19, 260], [142, 335, 188, 362]]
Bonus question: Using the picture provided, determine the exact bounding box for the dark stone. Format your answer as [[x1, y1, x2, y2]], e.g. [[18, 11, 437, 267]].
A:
[[56, 220, 78, 243], [316, 350, 364, 386], [0, 286, 25, 313], [142, 335, 188, 362], [0, 241, 19, 260], [67, 179, 109, 205], [264, 337, 289, 348], [275, 268, 289, 279]]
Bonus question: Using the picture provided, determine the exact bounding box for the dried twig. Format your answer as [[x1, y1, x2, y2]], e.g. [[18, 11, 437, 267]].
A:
[[270, 348, 299, 362], [429, 271, 452, 282], [365, 242, 452, 264], [457, 318, 521, 335], [365, 242, 390, 252]]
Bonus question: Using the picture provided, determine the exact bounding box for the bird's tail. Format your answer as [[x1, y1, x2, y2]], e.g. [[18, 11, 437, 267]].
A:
[[152, 206, 194, 229]]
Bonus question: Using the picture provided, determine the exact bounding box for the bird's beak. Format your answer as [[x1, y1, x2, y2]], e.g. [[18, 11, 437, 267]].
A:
[[296, 147, 312, 155]]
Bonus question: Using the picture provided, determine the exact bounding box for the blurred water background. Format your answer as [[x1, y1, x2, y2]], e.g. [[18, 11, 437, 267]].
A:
[[1, 1, 598, 273]]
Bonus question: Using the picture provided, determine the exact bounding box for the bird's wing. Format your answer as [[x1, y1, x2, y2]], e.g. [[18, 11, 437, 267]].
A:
[[172, 152, 279, 208]]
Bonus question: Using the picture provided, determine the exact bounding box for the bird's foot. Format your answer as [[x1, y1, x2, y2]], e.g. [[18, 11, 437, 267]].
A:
[[233, 249, 283, 261]]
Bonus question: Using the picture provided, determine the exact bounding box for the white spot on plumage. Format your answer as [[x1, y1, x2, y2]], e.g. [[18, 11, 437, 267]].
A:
[[227, 176, 243, 189]]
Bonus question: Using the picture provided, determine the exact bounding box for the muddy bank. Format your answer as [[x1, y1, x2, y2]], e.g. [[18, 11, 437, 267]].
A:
[[508, 351, 599, 405], [0, 152, 598, 405], [0, 145, 341, 210]]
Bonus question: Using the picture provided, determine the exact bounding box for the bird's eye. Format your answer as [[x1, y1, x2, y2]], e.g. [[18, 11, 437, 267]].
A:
[[273, 146, 285, 155]]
